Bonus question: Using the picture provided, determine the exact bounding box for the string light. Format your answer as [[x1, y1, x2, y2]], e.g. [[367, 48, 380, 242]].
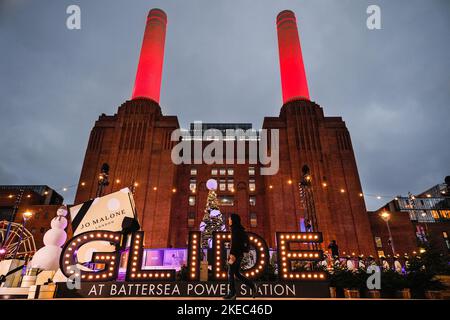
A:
[[276, 232, 326, 281], [60, 230, 121, 282], [290, 178, 427, 202], [187, 231, 201, 281], [126, 231, 176, 281], [212, 231, 269, 280]]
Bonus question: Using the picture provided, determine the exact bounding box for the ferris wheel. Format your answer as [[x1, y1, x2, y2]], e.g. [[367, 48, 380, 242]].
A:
[[0, 220, 36, 261]]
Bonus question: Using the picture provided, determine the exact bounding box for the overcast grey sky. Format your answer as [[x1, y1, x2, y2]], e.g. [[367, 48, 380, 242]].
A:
[[0, 0, 449, 210]]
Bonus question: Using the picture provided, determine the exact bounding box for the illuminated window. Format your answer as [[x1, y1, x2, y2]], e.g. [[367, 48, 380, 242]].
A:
[[190, 168, 197, 176], [188, 212, 195, 227], [211, 169, 218, 176], [249, 196, 256, 206], [431, 210, 440, 219], [248, 167, 255, 176], [440, 210, 450, 219], [189, 179, 196, 192], [219, 169, 226, 175], [227, 179, 234, 192], [219, 179, 226, 191], [250, 213, 257, 227], [374, 237, 382, 248], [249, 179, 256, 192], [188, 196, 196, 206], [227, 168, 234, 175], [218, 196, 234, 206]]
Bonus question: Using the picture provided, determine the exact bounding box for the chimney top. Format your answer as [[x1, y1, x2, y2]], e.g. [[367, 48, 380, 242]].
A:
[[276, 10, 296, 24], [147, 8, 167, 23]]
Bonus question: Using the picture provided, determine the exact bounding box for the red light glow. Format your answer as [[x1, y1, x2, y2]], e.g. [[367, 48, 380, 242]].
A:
[[276, 10, 310, 104], [131, 9, 167, 103]]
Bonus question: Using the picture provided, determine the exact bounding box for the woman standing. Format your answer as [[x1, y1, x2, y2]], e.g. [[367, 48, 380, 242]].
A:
[[223, 214, 257, 300]]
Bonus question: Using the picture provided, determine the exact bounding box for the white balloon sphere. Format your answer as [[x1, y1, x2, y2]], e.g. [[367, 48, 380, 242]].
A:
[[30, 245, 62, 270], [210, 209, 221, 217], [43, 228, 67, 247], [206, 179, 218, 191], [50, 217, 68, 230]]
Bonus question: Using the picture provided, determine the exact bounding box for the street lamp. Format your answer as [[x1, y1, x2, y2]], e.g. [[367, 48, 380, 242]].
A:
[[96, 163, 110, 197], [298, 165, 318, 237], [421, 211, 429, 241], [13, 211, 33, 259], [22, 211, 33, 220], [380, 210, 396, 256]]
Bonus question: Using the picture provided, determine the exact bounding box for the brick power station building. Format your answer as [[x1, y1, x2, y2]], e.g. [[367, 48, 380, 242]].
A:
[[74, 9, 377, 256]]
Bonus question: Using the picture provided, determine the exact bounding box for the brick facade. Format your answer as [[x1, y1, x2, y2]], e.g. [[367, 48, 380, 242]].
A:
[[0, 186, 64, 250], [74, 98, 377, 256]]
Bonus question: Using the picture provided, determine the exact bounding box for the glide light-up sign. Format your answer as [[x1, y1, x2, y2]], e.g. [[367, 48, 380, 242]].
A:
[[60, 230, 326, 282]]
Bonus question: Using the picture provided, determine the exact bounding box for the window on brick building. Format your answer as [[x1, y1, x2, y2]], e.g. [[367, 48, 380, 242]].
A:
[[249, 179, 256, 192], [374, 237, 382, 248], [219, 168, 226, 175], [248, 167, 255, 176], [250, 213, 257, 227], [218, 196, 234, 206], [227, 168, 234, 175], [190, 168, 197, 176], [188, 212, 195, 228], [227, 179, 234, 192], [219, 179, 226, 191], [249, 196, 256, 206], [211, 169, 218, 176], [188, 196, 196, 206], [44, 212, 49, 219], [189, 179, 196, 192]]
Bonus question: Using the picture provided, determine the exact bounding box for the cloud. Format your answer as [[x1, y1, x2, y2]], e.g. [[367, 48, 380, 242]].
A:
[[0, 0, 449, 210]]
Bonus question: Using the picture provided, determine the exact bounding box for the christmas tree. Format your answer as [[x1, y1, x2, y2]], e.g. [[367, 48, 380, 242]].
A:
[[200, 179, 226, 248]]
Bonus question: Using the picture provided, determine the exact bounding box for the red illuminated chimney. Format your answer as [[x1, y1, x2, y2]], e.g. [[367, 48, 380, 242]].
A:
[[276, 10, 310, 103], [132, 9, 167, 103]]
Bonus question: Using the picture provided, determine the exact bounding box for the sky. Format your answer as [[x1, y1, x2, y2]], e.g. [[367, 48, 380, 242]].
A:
[[0, 0, 449, 210]]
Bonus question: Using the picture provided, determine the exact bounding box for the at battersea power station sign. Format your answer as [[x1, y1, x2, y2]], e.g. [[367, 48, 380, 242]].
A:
[[55, 230, 329, 298]]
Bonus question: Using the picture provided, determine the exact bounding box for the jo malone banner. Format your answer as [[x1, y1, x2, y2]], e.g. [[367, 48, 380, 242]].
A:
[[69, 188, 137, 263]]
